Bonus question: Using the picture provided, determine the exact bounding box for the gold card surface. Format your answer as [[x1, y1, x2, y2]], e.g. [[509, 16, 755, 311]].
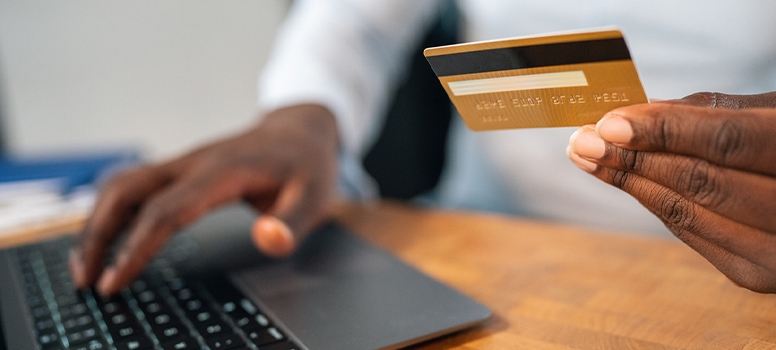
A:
[[424, 29, 648, 130]]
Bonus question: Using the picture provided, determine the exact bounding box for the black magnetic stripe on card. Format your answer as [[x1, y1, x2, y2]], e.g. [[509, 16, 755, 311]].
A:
[[426, 37, 631, 77]]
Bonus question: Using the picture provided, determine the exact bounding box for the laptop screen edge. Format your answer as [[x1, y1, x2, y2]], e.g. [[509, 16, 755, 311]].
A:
[[0, 284, 5, 350], [0, 250, 38, 350]]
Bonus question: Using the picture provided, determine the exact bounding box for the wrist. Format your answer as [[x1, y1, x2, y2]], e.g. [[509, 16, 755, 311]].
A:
[[256, 104, 340, 150]]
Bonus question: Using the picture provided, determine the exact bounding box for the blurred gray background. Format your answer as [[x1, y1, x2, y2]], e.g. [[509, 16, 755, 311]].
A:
[[0, 0, 290, 159]]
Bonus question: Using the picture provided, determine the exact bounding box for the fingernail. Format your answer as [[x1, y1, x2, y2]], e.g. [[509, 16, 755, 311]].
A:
[[571, 128, 606, 159], [596, 115, 633, 144], [69, 250, 85, 288], [97, 268, 118, 295], [264, 217, 294, 244], [266, 217, 295, 251], [252, 216, 295, 257], [568, 126, 592, 154], [567, 145, 598, 173]]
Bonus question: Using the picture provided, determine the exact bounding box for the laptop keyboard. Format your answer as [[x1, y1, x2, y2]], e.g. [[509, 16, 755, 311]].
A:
[[13, 239, 302, 350]]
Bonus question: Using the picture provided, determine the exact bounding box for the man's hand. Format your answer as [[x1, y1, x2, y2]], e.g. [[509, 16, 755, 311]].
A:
[[69, 104, 339, 295], [567, 92, 776, 293]]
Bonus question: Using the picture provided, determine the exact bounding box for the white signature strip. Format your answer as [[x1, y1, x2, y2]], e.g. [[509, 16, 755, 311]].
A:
[[448, 71, 587, 96]]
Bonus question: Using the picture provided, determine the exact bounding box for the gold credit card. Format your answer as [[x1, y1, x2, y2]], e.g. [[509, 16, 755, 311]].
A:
[[424, 28, 648, 130]]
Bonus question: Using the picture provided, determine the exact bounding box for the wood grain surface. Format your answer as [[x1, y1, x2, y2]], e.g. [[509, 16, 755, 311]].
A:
[[0, 212, 86, 249], [335, 201, 776, 350]]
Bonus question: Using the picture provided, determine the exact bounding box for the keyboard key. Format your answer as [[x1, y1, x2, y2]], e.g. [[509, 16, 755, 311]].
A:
[[38, 331, 60, 347], [166, 278, 186, 292], [55, 293, 82, 307], [25, 283, 43, 296], [235, 314, 271, 331], [141, 301, 168, 315], [95, 295, 130, 315], [255, 314, 270, 327], [32, 305, 52, 319], [160, 337, 199, 350], [233, 315, 256, 329], [59, 302, 89, 319], [182, 299, 206, 313], [149, 313, 178, 327], [70, 339, 109, 350], [240, 299, 258, 315], [176, 288, 194, 301], [154, 323, 188, 343], [221, 303, 250, 322], [222, 302, 238, 314], [192, 310, 214, 324], [52, 274, 74, 288], [106, 312, 138, 330], [196, 321, 230, 338], [159, 267, 178, 282], [51, 284, 76, 297], [62, 314, 96, 332], [245, 327, 284, 346], [260, 342, 304, 350], [135, 290, 158, 304], [130, 279, 151, 294], [110, 324, 145, 341], [206, 334, 245, 350], [27, 294, 44, 308], [35, 316, 56, 330], [67, 327, 100, 346], [115, 336, 154, 350], [102, 300, 130, 315]]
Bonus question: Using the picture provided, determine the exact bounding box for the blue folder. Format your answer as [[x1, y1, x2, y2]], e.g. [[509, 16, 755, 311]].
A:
[[0, 150, 139, 193]]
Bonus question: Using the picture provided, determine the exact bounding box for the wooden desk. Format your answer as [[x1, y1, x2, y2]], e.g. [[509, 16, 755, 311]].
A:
[[0, 212, 87, 250], [3, 202, 776, 349], [336, 202, 776, 350]]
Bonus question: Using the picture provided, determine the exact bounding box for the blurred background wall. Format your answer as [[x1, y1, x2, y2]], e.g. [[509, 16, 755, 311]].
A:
[[0, 0, 291, 160]]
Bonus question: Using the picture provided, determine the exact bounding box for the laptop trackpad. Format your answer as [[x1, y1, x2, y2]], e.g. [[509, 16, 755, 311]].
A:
[[234, 224, 489, 350]]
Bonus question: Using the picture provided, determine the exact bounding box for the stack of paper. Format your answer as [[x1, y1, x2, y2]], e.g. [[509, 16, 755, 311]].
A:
[[0, 150, 137, 247]]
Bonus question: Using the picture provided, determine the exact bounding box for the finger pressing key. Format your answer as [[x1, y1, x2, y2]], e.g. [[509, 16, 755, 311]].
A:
[[96, 167, 276, 295], [71, 165, 173, 289]]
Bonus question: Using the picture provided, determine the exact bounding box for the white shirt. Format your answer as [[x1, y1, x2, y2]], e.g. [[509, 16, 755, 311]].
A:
[[258, 0, 776, 237]]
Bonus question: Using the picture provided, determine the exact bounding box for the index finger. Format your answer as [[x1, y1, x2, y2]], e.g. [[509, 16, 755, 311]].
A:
[[595, 103, 776, 176], [71, 165, 172, 288], [96, 166, 278, 295]]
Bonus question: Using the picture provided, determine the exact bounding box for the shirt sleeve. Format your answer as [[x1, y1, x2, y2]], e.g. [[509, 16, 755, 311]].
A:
[[257, 0, 443, 157]]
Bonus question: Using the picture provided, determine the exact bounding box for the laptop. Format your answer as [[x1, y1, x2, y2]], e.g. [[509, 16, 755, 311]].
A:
[[0, 204, 491, 350]]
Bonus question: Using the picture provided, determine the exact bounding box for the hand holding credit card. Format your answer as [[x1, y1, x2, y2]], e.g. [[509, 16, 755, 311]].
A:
[[425, 28, 647, 130]]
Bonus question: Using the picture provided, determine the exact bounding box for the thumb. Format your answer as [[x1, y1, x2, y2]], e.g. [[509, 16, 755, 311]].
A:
[[250, 179, 331, 257]]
